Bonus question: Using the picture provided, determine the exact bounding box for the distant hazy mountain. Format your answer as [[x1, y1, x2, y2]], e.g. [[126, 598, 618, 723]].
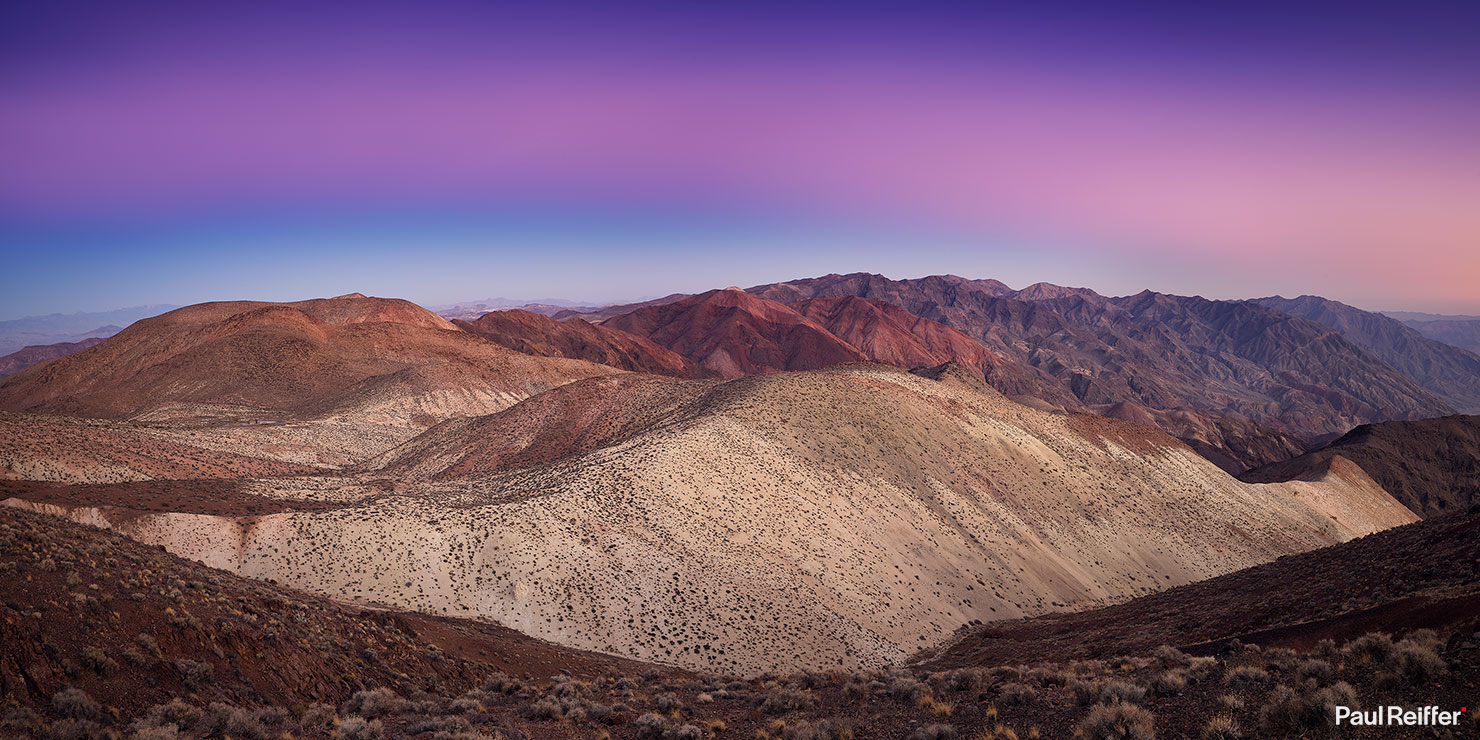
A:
[[1382, 310, 1480, 356], [0, 305, 175, 355], [1256, 295, 1480, 412]]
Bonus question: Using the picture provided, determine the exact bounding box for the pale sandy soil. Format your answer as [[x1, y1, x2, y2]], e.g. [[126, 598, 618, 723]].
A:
[[5, 364, 1417, 674]]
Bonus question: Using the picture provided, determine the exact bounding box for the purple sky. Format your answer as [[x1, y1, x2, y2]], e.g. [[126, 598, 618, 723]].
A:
[[2, 1, 1479, 318]]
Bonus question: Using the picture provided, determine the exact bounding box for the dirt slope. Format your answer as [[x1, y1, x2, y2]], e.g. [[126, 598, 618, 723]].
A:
[[924, 504, 1480, 668], [12, 364, 1415, 674], [1242, 414, 1480, 518], [454, 309, 708, 377]]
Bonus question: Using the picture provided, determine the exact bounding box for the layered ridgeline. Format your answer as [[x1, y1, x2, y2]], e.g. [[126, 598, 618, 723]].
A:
[[731, 273, 1460, 471], [10, 363, 1415, 674], [453, 309, 708, 378], [0, 293, 619, 429]]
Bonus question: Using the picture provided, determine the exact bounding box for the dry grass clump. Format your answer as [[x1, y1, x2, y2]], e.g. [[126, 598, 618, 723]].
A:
[[1153, 645, 1190, 668], [756, 686, 818, 715], [1257, 681, 1356, 736], [336, 716, 384, 740], [1149, 671, 1186, 696], [1095, 680, 1146, 705], [907, 724, 958, 740], [1223, 665, 1268, 687], [1199, 714, 1242, 740], [50, 688, 107, 723], [1075, 703, 1154, 740], [996, 683, 1037, 706]]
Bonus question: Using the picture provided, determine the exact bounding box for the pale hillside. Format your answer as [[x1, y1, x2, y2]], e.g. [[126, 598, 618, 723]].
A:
[[7, 363, 1416, 674]]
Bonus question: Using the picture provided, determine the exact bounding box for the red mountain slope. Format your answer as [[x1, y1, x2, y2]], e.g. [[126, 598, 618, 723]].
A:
[[0, 294, 618, 424], [454, 309, 708, 378], [602, 288, 867, 376], [0, 338, 105, 378]]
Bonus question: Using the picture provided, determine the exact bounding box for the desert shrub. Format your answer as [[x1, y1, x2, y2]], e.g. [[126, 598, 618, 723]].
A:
[[1393, 642, 1447, 685], [1076, 703, 1154, 740], [131, 700, 202, 734], [1030, 667, 1069, 687], [1402, 629, 1442, 650], [779, 719, 850, 740], [51, 687, 107, 722], [1344, 632, 1396, 664], [940, 668, 986, 692], [297, 704, 336, 734], [197, 703, 266, 740], [1216, 694, 1245, 713], [757, 686, 817, 714], [0, 706, 41, 732], [1150, 671, 1186, 696], [1258, 682, 1356, 736], [128, 726, 181, 740], [341, 687, 410, 718], [482, 671, 523, 694], [336, 717, 383, 740], [44, 718, 114, 740], [1068, 678, 1100, 706], [917, 694, 954, 716], [889, 676, 932, 703], [1200, 714, 1242, 740], [174, 659, 214, 690], [135, 634, 162, 659], [634, 714, 670, 740], [1097, 680, 1147, 705], [1312, 639, 1339, 661], [997, 682, 1037, 706], [1187, 656, 1221, 680], [1294, 659, 1332, 685], [528, 696, 562, 720], [1224, 666, 1269, 687], [906, 724, 957, 740], [1153, 644, 1190, 667], [82, 647, 119, 678], [654, 694, 683, 712]]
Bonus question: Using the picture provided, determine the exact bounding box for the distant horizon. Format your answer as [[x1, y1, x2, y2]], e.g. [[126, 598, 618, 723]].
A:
[[3, 268, 1475, 326]]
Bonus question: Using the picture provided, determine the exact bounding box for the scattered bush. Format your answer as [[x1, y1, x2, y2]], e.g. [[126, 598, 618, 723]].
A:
[[1216, 694, 1245, 713], [1393, 642, 1447, 685], [1344, 633, 1396, 664], [341, 688, 409, 718], [1153, 645, 1190, 667], [1097, 680, 1147, 705], [758, 687, 817, 715], [997, 682, 1037, 706], [1224, 666, 1269, 687], [44, 718, 113, 740], [336, 717, 383, 740], [1200, 714, 1242, 740], [51, 687, 106, 722], [1294, 659, 1332, 685], [1258, 682, 1356, 736], [906, 724, 957, 740], [1076, 703, 1154, 740], [174, 659, 214, 690], [1150, 671, 1186, 696]]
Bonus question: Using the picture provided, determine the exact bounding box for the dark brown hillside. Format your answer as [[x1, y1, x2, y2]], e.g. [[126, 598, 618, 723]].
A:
[[1242, 414, 1480, 518], [0, 506, 654, 721], [925, 504, 1480, 669]]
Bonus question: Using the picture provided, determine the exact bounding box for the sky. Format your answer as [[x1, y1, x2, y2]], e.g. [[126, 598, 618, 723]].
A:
[[2, 0, 1478, 319]]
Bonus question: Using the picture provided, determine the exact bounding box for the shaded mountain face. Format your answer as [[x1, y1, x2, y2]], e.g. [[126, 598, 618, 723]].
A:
[[747, 273, 1457, 470], [1241, 414, 1480, 518], [926, 503, 1480, 669], [453, 309, 709, 378], [0, 337, 104, 378], [1256, 294, 1480, 412], [0, 294, 618, 426]]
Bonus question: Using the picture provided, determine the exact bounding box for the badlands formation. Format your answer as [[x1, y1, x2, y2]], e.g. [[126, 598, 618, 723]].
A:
[[7, 361, 1416, 674]]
